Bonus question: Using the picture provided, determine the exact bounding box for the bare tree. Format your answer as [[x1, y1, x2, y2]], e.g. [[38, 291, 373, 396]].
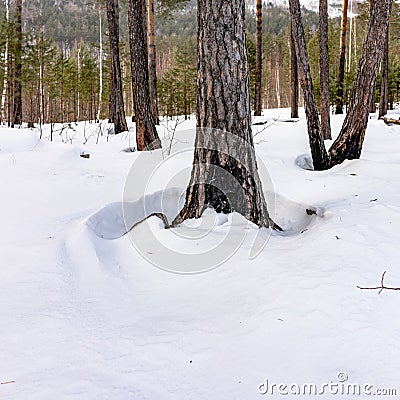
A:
[[148, 0, 160, 124], [96, 4, 104, 123], [290, 24, 299, 119], [173, 0, 278, 229], [335, 0, 349, 114], [378, 27, 389, 119], [106, 0, 128, 134], [13, 0, 22, 126], [289, 0, 329, 170], [254, 0, 263, 116], [329, 0, 393, 165], [289, 0, 393, 169], [319, 0, 331, 140], [128, 0, 161, 150]]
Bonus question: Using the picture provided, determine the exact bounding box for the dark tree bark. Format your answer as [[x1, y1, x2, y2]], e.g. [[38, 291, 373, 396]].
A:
[[370, 95, 376, 113], [7, 49, 13, 127], [173, 0, 278, 229], [106, 0, 128, 134], [148, 0, 160, 124], [329, 0, 393, 165], [12, 0, 22, 126], [254, 0, 262, 116], [319, 0, 331, 140], [291, 0, 392, 168], [335, 0, 348, 114], [288, 0, 330, 170], [128, 0, 161, 151], [290, 24, 299, 119], [378, 27, 389, 119]]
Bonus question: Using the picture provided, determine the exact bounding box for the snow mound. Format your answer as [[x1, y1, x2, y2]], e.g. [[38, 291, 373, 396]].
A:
[[86, 186, 321, 241], [274, 193, 324, 235], [0, 129, 42, 153], [295, 153, 314, 170], [86, 187, 184, 239]]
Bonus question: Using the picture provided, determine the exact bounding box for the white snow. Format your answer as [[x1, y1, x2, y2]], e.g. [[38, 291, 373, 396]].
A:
[[1, 110, 400, 399]]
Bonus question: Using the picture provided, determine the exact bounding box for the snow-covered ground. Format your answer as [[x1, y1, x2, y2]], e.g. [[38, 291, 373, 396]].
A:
[[1, 109, 400, 399]]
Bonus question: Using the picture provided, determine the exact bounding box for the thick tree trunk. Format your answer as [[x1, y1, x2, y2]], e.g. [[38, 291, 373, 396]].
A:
[[128, 0, 161, 150], [13, 0, 22, 126], [378, 27, 389, 119], [335, 0, 348, 114], [329, 0, 393, 165], [290, 24, 299, 119], [289, 0, 330, 170], [106, 0, 128, 134], [148, 0, 160, 124], [254, 0, 262, 116], [173, 0, 277, 229], [319, 0, 331, 140]]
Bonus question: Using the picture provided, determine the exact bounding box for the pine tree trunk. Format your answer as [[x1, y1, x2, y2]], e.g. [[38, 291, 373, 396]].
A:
[[290, 24, 299, 119], [275, 59, 281, 108], [77, 41, 82, 122], [106, 0, 128, 134], [335, 0, 348, 114], [8, 49, 13, 127], [173, 0, 277, 229], [319, 0, 331, 140], [254, 0, 262, 116], [370, 93, 376, 113], [289, 0, 330, 170], [97, 6, 103, 122], [38, 35, 44, 132], [329, 0, 393, 165], [378, 27, 389, 119], [148, 0, 160, 125], [13, 0, 22, 126], [128, 0, 161, 151]]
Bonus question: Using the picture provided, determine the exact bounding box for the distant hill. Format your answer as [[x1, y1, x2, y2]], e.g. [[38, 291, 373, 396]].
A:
[[158, 0, 320, 38], [0, 0, 321, 51], [246, 0, 349, 18]]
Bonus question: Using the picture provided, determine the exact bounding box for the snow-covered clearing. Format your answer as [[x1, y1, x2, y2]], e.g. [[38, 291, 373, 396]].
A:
[[1, 110, 400, 399]]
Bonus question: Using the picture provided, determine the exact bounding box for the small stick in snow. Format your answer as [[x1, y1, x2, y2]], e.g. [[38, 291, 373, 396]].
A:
[[357, 271, 400, 294], [380, 116, 400, 125], [1, 380, 15, 385]]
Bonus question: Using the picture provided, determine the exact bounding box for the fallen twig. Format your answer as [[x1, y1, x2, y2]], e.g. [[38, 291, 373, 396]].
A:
[[357, 271, 400, 294], [381, 117, 400, 125]]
